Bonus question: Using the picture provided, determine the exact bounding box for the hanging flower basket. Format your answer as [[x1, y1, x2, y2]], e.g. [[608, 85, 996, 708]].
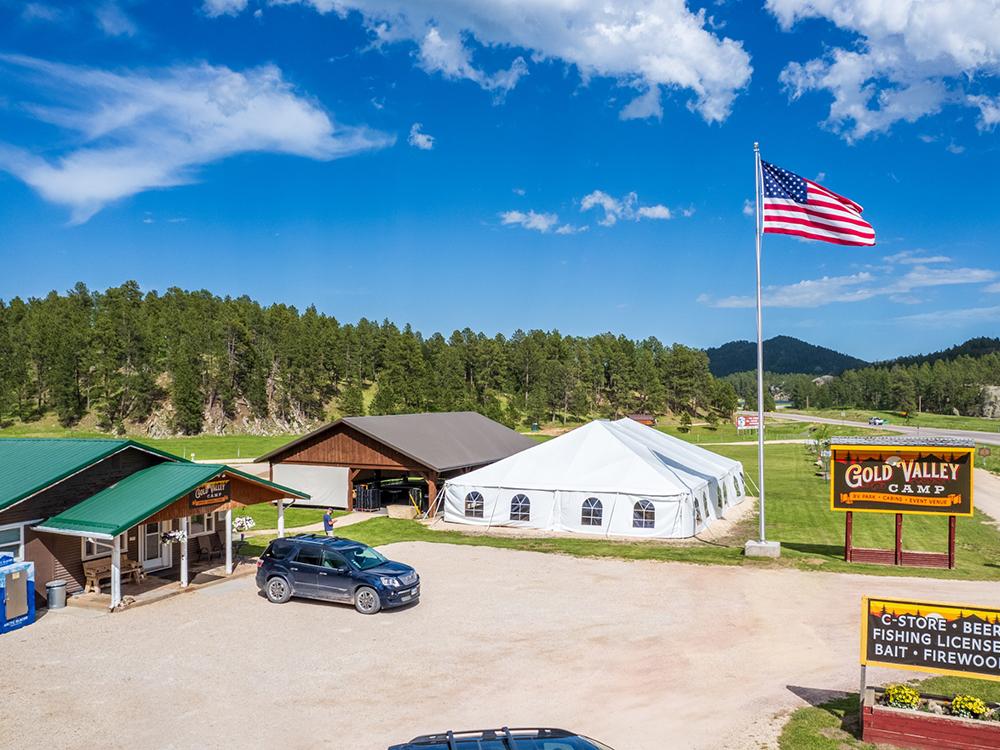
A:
[[160, 529, 187, 544], [232, 516, 256, 533]]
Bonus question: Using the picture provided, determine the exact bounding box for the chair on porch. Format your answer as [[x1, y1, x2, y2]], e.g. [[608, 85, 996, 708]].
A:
[[197, 535, 221, 562], [209, 531, 225, 558]]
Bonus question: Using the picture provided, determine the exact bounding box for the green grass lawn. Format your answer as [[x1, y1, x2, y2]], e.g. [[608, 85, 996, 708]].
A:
[[239, 441, 1000, 581], [657, 420, 890, 444], [786, 407, 1000, 434], [236, 503, 346, 531], [0, 416, 301, 460], [778, 675, 1000, 749]]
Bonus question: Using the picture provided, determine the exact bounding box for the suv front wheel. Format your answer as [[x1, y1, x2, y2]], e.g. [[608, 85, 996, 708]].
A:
[[354, 586, 382, 614], [265, 576, 292, 604]]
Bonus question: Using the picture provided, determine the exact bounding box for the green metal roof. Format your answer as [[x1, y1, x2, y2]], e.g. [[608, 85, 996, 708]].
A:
[[36, 462, 309, 539], [0, 438, 144, 512]]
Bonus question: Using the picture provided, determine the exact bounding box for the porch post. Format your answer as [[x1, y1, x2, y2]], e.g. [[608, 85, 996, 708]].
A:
[[277, 499, 285, 538], [224, 508, 233, 575], [110, 535, 122, 611], [180, 516, 189, 588]]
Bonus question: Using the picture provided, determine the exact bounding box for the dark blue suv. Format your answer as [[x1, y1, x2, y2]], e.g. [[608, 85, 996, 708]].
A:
[[256, 534, 419, 614], [389, 728, 614, 750]]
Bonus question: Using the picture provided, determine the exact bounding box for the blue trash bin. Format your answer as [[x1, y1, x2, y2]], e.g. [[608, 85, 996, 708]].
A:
[[0, 555, 36, 635]]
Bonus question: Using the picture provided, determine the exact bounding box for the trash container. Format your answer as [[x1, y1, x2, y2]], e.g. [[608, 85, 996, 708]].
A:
[[46, 580, 67, 609], [0, 555, 36, 634]]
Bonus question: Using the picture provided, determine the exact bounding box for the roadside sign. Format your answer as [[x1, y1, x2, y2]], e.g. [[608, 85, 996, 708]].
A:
[[830, 444, 974, 516], [192, 478, 231, 507], [862, 596, 1000, 681], [734, 413, 760, 430], [981, 446, 992, 458]]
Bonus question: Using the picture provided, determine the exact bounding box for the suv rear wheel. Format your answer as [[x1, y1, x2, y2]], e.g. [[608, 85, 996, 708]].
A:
[[265, 576, 292, 604], [354, 586, 381, 614]]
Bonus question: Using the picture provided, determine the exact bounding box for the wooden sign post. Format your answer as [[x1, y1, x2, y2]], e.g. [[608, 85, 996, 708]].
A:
[[831, 437, 973, 570]]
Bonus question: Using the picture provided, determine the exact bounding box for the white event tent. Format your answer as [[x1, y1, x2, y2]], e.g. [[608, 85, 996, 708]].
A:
[[443, 418, 747, 539]]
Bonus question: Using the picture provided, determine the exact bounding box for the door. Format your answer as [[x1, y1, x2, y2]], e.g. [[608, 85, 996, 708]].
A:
[[141, 521, 172, 571], [288, 546, 322, 597], [316, 549, 353, 602]]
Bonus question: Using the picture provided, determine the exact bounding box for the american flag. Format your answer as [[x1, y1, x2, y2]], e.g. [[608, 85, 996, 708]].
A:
[[760, 161, 875, 246]]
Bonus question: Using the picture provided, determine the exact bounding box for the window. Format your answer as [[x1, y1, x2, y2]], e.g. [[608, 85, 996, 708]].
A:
[[0, 525, 24, 561], [719, 481, 728, 510], [322, 550, 348, 570], [464, 491, 484, 519], [633, 499, 655, 529], [188, 513, 216, 536], [581, 497, 603, 526], [294, 546, 324, 567], [82, 534, 127, 561], [510, 494, 530, 522], [262, 540, 295, 560]]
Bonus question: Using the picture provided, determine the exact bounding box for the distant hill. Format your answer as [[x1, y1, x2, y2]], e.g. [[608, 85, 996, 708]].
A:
[[706, 335, 869, 377], [878, 337, 1000, 368]]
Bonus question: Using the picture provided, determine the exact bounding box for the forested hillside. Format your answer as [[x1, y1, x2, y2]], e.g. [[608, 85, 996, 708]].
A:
[[0, 282, 738, 435], [878, 337, 1000, 368], [774, 354, 1000, 417], [706, 335, 868, 377]]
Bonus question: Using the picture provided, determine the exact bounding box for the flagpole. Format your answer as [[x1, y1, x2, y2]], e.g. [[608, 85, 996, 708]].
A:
[[754, 142, 766, 544]]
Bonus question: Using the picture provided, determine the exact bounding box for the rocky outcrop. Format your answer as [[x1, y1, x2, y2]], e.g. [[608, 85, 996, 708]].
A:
[[981, 385, 1000, 419]]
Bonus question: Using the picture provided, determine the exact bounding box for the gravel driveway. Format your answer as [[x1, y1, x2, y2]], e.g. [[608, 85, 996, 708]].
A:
[[2, 542, 999, 749]]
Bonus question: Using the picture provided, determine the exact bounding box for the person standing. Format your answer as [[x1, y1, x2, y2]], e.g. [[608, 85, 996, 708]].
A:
[[322, 508, 335, 536]]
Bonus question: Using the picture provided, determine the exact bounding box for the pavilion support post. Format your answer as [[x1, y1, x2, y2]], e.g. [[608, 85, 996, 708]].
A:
[[180, 516, 189, 588], [277, 499, 285, 538], [110, 535, 122, 611], [425, 475, 438, 516], [224, 508, 233, 575]]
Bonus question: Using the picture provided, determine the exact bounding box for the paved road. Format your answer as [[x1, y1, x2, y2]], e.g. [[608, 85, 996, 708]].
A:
[[769, 410, 1000, 446]]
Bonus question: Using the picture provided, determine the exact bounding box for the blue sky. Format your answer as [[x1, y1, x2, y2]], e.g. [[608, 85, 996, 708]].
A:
[[0, 0, 998, 361]]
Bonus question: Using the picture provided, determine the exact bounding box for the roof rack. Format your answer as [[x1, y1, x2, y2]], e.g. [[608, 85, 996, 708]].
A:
[[406, 727, 573, 747]]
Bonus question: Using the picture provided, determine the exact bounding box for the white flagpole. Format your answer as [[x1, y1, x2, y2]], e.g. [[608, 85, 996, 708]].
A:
[[753, 142, 767, 544]]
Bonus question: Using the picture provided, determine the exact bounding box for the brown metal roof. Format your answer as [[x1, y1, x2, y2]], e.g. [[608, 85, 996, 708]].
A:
[[258, 412, 537, 473]]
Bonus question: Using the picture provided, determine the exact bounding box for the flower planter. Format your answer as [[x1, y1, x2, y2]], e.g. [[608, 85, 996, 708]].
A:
[[862, 688, 1000, 750]]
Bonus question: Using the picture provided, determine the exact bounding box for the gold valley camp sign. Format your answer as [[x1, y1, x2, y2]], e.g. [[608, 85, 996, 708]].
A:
[[191, 478, 230, 507], [831, 444, 973, 516]]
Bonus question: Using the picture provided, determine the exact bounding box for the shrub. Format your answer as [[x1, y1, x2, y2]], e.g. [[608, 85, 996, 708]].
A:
[[951, 694, 988, 719], [884, 684, 920, 710]]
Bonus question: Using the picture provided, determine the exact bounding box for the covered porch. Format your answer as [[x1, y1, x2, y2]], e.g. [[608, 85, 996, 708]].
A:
[[34, 462, 308, 610]]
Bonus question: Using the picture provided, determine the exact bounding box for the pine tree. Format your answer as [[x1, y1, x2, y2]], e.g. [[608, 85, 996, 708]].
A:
[[339, 380, 365, 417]]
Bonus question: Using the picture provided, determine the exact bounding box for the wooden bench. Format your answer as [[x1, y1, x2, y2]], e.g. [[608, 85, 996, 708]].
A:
[[82, 556, 145, 594]]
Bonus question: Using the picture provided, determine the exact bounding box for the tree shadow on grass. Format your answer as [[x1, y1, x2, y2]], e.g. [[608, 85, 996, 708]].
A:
[[787, 685, 863, 739]]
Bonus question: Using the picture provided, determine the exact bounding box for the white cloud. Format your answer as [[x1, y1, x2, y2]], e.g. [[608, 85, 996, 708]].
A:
[[946, 141, 965, 154], [619, 85, 663, 121], [705, 265, 998, 308], [742, 198, 754, 217], [968, 95, 1000, 130], [21, 3, 64, 22], [512, 187, 526, 196], [407, 122, 434, 150], [883, 250, 951, 265], [580, 190, 672, 226], [985, 282, 1000, 293], [0, 55, 392, 223], [768, 0, 1000, 139], [243, 1, 753, 122], [896, 306, 1000, 326], [202, 0, 248, 17], [95, 2, 137, 37], [555, 223, 588, 235], [500, 209, 560, 233]]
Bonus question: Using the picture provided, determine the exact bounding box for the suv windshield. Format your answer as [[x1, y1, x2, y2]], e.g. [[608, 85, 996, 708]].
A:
[[344, 545, 387, 570]]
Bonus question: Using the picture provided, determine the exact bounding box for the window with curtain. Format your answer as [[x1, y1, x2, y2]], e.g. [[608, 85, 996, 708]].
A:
[[510, 494, 530, 521], [581, 497, 603, 526], [633, 499, 655, 529]]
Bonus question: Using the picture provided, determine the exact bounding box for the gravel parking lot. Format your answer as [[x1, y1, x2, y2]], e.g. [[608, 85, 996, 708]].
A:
[[2, 542, 998, 749]]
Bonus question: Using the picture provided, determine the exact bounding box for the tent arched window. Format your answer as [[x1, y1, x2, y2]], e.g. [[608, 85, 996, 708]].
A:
[[581, 497, 603, 526], [464, 491, 484, 518], [633, 499, 655, 529], [735, 474, 744, 495], [510, 493, 530, 521], [718, 481, 727, 510]]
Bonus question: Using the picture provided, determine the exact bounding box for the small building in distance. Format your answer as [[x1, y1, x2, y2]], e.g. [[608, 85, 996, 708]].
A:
[[258, 412, 537, 512], [627, 413, 657, 426]]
